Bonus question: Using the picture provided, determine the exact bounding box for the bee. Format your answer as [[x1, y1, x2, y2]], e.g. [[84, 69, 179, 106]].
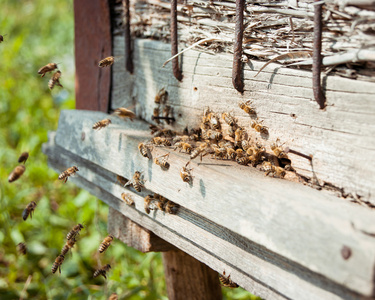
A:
[[163, 106, 172, 124], [236, 149, 245, 158], [173, 135, 189, 144], [66, 223, 84, 240], [207, 129, 222, 141], [0, 34, 7, 43], [270, 139, 288, 158], [22, 201, 37, 221], [108, 293, 118, 300], [58, 166, 79, 183], [17, 243, 27, 255], [154, 128, 174, 138], [98, 56, 116, 67], [138, 142, 153, 159], [236, 156, 251, 166], [8, 165, 26, 182], [154, 194, 167, 211], [18, 152, 29, 164], [241, 140, 251, 151], [125, 171, 144, 192], [190, 142, 208, 160], [151, 137, 171, 146], [61, 237, 77, 256], [211, 145, 226, 159], [92, 118, 111, 130], [219, 271, 239, 288], [263, 162, 286, 178], [51, 254, 65, 274], [38, 63, 58, 78], [99, 235, 114, 253], [226, 147, 237, 160], [93, 264, 111, 279], [153, 107, 160, 124], [155, 88, 167, 104], [48, 70, 63, 90], [113, 107, 136, 121], [154, 153, 170, 170], [165, 201, 178, 214], [251, 119, 268, 134], [222, 112, 236, 126], [208, 113, 221, 130], [174, 142, 192, 154], [202, 107, 212, 126], [234, 128, 244, 147], [180, 161, 193, 183], [121, 192, 134, 205], [144, 195, 154, 214], [239, 100, 256, 115]]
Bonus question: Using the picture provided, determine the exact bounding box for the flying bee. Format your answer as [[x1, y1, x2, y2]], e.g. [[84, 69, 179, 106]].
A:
[[93, 264, 111, 279], [22, 201, 37, 221], [219, 271, 239, 288], [154, 153, 170, 170], [180, 161, 193, 183], [190, 142, 208, 160], [48, 70, 63, 90], [270, 139, 288, 158], [98, 56, 119, 67], [61, 237, 77, 256], [0, 34, 7, 43], [121, 192, 134, 205], [222, 112, 236, 126], [99, 235, 114, 253], [151, 137, 171, 146], [92, 118, 111, 130], [38, 63, 58, 78], [108, 293, 118, 300], [51, 254, 65, 274], [251, 119, 268, 134], [58, 166, 79, 183], [113, 107, 136, 121], [153, 107, 160, 124], [8, 165, 26, 182], [155, 88, 167, 104], [17, 243, 27, 255], [144, 195, 154, 214], [174, 142, 192, 154], [66, 223, 84, 240], [138, 142, 153, 159], [18, 152, 29, 164], [239, 100, 256, 115], [125, 171, 144, 192]]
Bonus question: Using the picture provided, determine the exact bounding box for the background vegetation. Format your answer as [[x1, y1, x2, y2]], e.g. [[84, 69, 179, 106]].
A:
[[0, 0, 259, 299]]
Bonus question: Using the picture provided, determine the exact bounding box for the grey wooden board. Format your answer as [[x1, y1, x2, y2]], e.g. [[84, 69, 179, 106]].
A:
[[50, 109, 375, 297], [43, 131, 366, 300], [111, 36, 375, 205]]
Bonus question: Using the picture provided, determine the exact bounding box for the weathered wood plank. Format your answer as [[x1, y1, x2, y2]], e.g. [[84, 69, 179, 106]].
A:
[[42, 133, 366, 300], [107, 207, 175, 252], [49, 110, 375, 297], [111, 36, 375, 205]]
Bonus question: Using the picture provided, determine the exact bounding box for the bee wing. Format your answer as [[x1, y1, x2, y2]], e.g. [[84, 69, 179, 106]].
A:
[[113, 56, 123, 62], [124, 179, 133, 187]]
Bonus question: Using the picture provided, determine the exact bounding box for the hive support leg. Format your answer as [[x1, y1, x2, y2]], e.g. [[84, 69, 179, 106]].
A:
[[162, 249, 223, 300]]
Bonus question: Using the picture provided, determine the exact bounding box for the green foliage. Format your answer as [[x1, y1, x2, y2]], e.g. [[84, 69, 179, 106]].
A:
[[0, 0, 260, 299]]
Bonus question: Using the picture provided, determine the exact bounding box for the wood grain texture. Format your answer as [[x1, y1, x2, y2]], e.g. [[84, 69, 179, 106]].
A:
[[74, 0, 112, 112], [108, 206, 175, 252], [47, 110, 375, 297], [111, 36, 375, 205], [162, 250, 222, 300]]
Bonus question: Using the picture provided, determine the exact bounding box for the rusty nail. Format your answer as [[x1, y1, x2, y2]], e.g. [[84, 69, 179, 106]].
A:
[[232, 0, 245, 93], [171, 0, 183, 81], [123, 0, 133, 74], [341, 246, 352, 260], [285, 147, 313, 161], [313, 0, 325, 109], [152, 116, 176, 122]]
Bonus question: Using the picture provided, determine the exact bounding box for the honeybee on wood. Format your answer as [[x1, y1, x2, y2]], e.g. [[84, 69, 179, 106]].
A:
[[211, 145, 226, 159], [18, 152, 29, 164], [0, 34, 7, 43], [202, 107, 212, 126], [17, 243, 27, 255], [208, 113, 221, 130], [236, 156, 251, 166], [165, 201, 178, 214], [48, 70, 63, 90], [22, 201, 37, 221], [144, 195, 154, 214], [251, 119, 268, 134], [239, 100, 256, 115], [155, 88, 167, 104], [8, 165, 25, 182], [270, 139, 288, 158], [180, 161, 193, 183], [236, 149, 245, 158], [38, 63, 58, 78], [154, 128, 174, 138], [99, 235, 114, 253], [121, 192, 134, 205], [241, 140, 251, 151], [138, 142, 153, 159], [58, 166, 79, 183], [113, 107, 136, 121], [154, 153, 170, 170], [51, 254, 65, 274], [226, 147, 237, 160], [234, 128, 244, 147], [108, 293, 118, 300], [61, 237, 77, 256], [151, 137, 171, 146], [92, 118, 111, 130], [66, 223, 84, 240], [263, 162, 286, 178], [173, 135, 189, 144], [190, 142, 208, 160], [98, 56, 117, 67], [163, 106, 173, 124], [219, 271, 239, 288], [153, 107, 160, 124], [222, 112, 236, 126], [125, 171, 144, 192], [93, 264, 111, 279], [207, 129, 222, 141], [174, 142, 192, 154]]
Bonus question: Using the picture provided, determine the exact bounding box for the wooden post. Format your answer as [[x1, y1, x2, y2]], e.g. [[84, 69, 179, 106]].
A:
[[162, 250, 223, 300]]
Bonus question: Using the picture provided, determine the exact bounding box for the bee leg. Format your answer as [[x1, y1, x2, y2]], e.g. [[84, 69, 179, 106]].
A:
[[64, 177, 68, 183], [59, 266, 61, 274]]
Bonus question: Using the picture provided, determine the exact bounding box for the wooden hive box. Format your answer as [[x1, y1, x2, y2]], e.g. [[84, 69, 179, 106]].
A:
[[43, 0, 375, 299]]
